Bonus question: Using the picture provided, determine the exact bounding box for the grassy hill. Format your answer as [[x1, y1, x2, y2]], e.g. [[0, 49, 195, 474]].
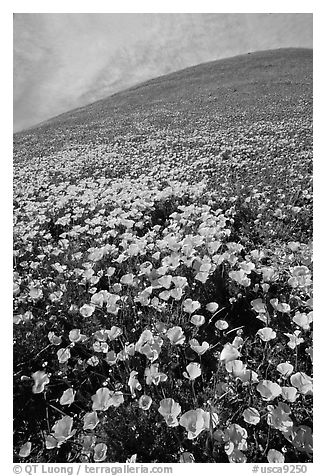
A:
[[14, 48, 312, 158], [13, 48, 313, 464]]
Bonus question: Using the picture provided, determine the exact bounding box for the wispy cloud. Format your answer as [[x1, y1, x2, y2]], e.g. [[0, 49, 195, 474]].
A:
[[13, 13, 312, 132]]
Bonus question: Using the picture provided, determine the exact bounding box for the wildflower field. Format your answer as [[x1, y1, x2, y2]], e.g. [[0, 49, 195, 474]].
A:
[[13, 48, 313, 464]]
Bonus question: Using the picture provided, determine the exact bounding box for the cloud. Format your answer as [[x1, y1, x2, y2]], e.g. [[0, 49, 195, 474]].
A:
[[13, 13, 312, 132]]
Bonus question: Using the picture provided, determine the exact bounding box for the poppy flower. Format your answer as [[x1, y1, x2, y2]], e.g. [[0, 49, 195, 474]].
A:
[[29, 287, 43, 300], [290, 372, 313, 395], [228, 449, 247, 463], [68, 304, 79, 315], [80, 434, 96, 459], [232, 336, 244, 348], [94, 443, 107, 462], [225, 359, 246, 378], [183, 299, 201, 314], [126, 454, 137, 463], [48, 291, 63, 303], [59, 388, 76, 406], [225, 441, 238, 460], [107, 267, 116, 277], [157, 275, 173, 289], [91, 387, 123, 411], [110, 392, 124, 407], [87, 356, 99, 366], [288, 242, 301, 252], [111, 283, 122, 293], [195, 272, 209, 283], [13, 282, 20, 297], [180, 409, 207, 439], [215, 320, 229, 330], [260, 267, 278, 282], [170, 288, 183, 300], [79, 303, 95, 318], [240, 261, 255, 274], [292, 312, 313, 330], [189, 339, 209, 355], [267, 403, 293, 432], [270, 299, 291, 313], [120, 273, 135, 285], [135, 331, 163, 361], [227, 242, 244, 253], [284, 331, 304, 349], [83, 411, 99, 430], [199, 261, 212, 274], [105, 350, 117, 366], [142, 341, 162, 362], [106, 295, 121, 315], [88, 249, 104, 262], [93, 332, 108, 345], [45, 416, 76, 449], [32, 370, 50, 394], [19, 442, 32, 458], [190, 314, 205, 327], [225, 359, 257, 383], [128, 371, 142, 397], [229, 270, 251, 287], [179, 452, 195, 463], [281, 386, 298, 403], [220, 343, 240, 363], [224, 423, 248, 449], [241, 369, 259, 384], [305, 346, 313, 361], [144, 364, 168, 385], [267, 449, 285, 463], [91, 387, 111, 411], [288, 266, 312, 289], [48, 332, 62, 346], [157, 265, 169, 276], [206, 302, 219, 313], [277, 362, 294, 378], [13, 314, 22, 325], [57, 347, 71, 364], [257, 327, 276, 342], [158, 398, 181, 427], [159, 290, 171, 301], [106, 326, 122, 341], [155, 321, 167, 333], [117, 343, 135, 361], [22, 311, 33, 322], [257, 380, 282, 401], [91, 292, 105, 307], [135, 288, 152, 306], [251, 299, 267, 315], [213, 428, 225, 444], [69, 329, 87, 343], [135, 330, 154, 352], [305, 297, 313, 309], [138, 395, 152, 410], [172, 276, 188, 288], [181, 408, 218, 440], [183, 362, 202, 380], [242, 407, 260, 425], [283, 425, 313, 456], [166, 326, 185, 345]]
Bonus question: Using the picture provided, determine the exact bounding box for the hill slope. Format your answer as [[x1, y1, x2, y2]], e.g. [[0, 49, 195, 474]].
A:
[[14, 48, 312, 159], [13, 48, 313, 463]]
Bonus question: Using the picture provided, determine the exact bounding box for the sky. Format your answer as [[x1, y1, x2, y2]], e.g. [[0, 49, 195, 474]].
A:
[[13, 13, 313, 132]]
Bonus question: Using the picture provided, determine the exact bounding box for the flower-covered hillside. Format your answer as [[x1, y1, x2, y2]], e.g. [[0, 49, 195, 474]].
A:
[[13, 48, 312, 464]]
